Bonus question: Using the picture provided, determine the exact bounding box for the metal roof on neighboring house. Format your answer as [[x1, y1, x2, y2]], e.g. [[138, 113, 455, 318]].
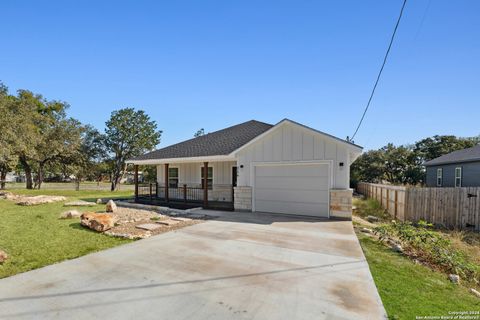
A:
[[130, 120, 274, 161], [423, 144, 480, 166]]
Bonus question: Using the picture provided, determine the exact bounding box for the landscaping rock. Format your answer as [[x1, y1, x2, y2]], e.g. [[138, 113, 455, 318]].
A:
[[0, 250, 8, 264], [106, 200, 117, 212], [449, 274, 460, 284], [64, 200, 96, 207], [367, 215, 380, 223], [59, 210, 82, 219], [96, 198, 103, 204], [392, 244, 403, 253], [135, 223, 162, 231], [80, 212, 118, 232], [16, 195, 67, 206], [470, 288, 480, 298], [360, 227, 373, 234], [172, 217, 193, 222], [156, 219, 181, 226]]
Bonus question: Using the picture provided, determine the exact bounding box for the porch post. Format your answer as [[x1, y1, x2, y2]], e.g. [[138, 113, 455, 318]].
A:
[[165, 163, 169, 202], [134, 165, 139, 201], [203, 162, 208, 208]]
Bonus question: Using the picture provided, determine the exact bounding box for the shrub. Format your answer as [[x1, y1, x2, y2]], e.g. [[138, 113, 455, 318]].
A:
[[374, 220, 480, 283]]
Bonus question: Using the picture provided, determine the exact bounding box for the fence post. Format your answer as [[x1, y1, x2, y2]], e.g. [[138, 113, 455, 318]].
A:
[[386, 189, 390, 211], [149, 183, 152, 202], [394, 190, 398, 220], [183, 184, 187, 203]]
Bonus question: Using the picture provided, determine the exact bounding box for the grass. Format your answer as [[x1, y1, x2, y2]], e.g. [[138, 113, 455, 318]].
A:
[[353, 197, 390, 221], [359, 234, 480, 319], [0, 188, 134, 279], [353, 197, 480, 318]]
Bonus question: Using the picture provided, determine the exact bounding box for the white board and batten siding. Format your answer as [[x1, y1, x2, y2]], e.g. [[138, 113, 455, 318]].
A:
[[235, 121, 352, 189], [235, 121, 359, 217]]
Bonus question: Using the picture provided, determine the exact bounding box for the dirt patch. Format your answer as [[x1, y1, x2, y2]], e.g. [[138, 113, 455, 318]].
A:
[[0, 192, 66, 206]]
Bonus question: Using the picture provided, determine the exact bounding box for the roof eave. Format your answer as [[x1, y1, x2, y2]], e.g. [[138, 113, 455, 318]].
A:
[[127, 155, 236, 165]]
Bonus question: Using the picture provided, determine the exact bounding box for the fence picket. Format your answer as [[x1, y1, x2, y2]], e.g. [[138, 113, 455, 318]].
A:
[[357, 182, 480, 231]]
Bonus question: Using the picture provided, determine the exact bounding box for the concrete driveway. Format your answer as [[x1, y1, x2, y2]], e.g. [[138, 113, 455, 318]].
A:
[[0, 210, 386, 320]]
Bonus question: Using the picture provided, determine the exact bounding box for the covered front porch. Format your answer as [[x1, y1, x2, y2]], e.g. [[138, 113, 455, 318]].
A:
[[132, 159, 237, 211]]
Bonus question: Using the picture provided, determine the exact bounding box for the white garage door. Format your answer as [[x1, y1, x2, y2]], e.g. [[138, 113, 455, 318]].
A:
[[253, 163, 330, 217]]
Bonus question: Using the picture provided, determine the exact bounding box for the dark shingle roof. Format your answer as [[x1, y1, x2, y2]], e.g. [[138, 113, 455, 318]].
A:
[[423, 144, 480, 166], [131, 120, 273, 161]]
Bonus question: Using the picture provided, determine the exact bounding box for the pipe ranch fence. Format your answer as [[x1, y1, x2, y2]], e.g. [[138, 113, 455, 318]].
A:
[[357, 182, 480, 231]]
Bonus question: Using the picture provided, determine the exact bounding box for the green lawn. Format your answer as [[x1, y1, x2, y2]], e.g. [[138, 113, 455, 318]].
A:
[[359, 233, 480, 319], [0, 188, 134, 279]]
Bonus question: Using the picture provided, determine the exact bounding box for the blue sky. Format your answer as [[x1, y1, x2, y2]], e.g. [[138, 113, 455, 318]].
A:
[[1, 0, 479, 150]]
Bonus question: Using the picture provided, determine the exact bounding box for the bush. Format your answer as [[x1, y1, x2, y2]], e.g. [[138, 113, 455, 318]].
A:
[[374, 221, 480, 283]]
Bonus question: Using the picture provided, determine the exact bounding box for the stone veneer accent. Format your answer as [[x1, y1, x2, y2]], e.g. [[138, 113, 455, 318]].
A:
[[330, 189, 353, 219], [234, 186, 252, 211]]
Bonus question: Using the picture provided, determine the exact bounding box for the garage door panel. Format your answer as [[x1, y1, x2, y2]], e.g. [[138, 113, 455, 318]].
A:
[[255, 164, 329, 178], [255, 176, 329, 190], [255, 189, 329, 203], [255, 200, 329, 217], [254, 163, 330, 218]]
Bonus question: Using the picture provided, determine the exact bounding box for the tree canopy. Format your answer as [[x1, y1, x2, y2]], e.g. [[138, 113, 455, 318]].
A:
[[104, 108, 162, 191]]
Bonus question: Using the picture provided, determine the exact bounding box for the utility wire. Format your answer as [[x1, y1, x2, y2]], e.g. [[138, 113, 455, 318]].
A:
[[350, 0, 407, 142]]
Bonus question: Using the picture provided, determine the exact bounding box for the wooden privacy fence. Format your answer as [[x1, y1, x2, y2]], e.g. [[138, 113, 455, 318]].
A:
[[357, 182, 480, 231]]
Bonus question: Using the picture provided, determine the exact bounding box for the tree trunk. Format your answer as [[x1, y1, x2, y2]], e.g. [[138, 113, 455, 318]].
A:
[[0, 170, 6, 190], [37, 164, 44, 189], [20, 156, 33, 189]]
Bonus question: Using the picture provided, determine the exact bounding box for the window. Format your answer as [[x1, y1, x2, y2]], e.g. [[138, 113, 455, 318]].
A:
[[168, 168, 178, 188], [436, 168, 443, 187], [201, 167, 213, 189], [455, 167, 462, 187]]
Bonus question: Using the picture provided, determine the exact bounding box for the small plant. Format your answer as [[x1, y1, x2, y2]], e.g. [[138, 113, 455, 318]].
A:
[[353, 198, 389, 220], [150, 216, 161, 221], [374, 220, 480, 283]]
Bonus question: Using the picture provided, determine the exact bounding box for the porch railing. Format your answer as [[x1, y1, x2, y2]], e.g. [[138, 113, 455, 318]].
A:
[[136, 183, 233, 207]]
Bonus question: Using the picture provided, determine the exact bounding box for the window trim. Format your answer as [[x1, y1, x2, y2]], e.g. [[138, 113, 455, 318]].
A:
[[200, 166, 213, 190], [455, 167, 462, 188], [436, 168, 443, 187], [168, 167, 179, 188]]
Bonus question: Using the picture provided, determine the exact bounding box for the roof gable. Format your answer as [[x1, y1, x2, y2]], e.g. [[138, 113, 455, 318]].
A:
[[423, 144, 480, 166], [230, 119, 363, 156]]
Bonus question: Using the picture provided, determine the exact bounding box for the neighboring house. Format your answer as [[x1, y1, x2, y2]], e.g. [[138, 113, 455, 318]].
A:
[[122, 171, 144, 184], [4, 172, 25, 183], [128, 119, 362, 219], [424, 144, 480, 187]]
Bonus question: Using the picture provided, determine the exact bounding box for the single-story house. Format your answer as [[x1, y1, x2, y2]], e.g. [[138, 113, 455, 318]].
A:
[[128, 119, 363, 219], [424, 144, 480, 187]]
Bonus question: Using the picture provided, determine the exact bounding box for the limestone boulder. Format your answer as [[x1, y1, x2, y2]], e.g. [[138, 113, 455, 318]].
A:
[[59, 210, 82, 219], [449, 274, 460, 284], [81, 212, 118, 232], [0, 250, 8, 264], [106, 200, 117, 213]]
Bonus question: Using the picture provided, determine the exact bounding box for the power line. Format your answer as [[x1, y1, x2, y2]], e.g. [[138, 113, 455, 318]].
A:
[[350, 0, 408, 142]]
